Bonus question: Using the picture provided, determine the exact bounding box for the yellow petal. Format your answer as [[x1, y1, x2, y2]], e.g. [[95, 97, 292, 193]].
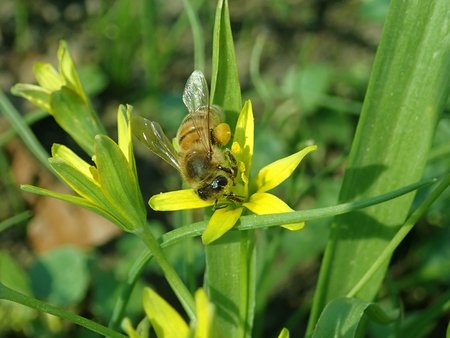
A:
[[202, 206, 243, 244], [117, 105, 134, 164], [194, 289, 213, 338], [58, 40, 87, 102], [121, 318, 142, 338], [244, 192, 304, 230], [232, 100, 254, 174], [254, 145, 317, 193], [51, 144, 96, 182], [33, 62, 63, 91], [278, 327, 290, 338], [143, 287, 189, 338], [149, 189, 214, 211]]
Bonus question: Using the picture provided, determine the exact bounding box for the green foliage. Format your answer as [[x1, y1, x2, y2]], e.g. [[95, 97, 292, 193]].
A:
[[308, 2, 450, 333], [1, 0, 450, 337], [29, 246, 89, 306]]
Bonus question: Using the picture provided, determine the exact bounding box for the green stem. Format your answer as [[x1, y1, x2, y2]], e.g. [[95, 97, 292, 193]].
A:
[[0, 210, 32, 233], [108, 176, 437, 328], [136, 223, 196, 321], [346, 172, 450, 297], [238, 230, 256, 338], [109, 250, 151, 330], [0, 109, 47, 146], [0, 283, 126, 338], [205, 230, 255, 338], [0, 90, 50, 170], [237, 177, 435, 230], [182, 0, 205, 71]]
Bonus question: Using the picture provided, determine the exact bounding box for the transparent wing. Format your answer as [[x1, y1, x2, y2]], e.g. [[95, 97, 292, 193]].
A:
[[182, 70, 209, 113], [131, 115, 182, 172]]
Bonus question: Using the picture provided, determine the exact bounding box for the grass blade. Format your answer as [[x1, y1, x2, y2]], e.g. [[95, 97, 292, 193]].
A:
[[205, 1, 253, 337], [308, 1, 450, 333], [0, 90, 50, 170]]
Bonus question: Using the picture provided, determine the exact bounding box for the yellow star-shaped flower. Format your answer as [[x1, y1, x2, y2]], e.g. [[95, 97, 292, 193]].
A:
[[149, 101, 317, 244]]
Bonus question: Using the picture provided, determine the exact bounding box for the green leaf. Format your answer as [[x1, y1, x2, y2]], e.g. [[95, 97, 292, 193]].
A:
[[0, 252, 35, 331], [29, 247, 89, 306], [50, 87, 105, 155], [312, 298, 396, 338], [206, 1, 254, 337], [20, 184, 122, 227], [210, 0, 242, 127], [10, 83, 51, 112], [0, 211, 32, 233], [0, 90, 50, 170], [0, 251, 31, 296], [308, 1, 450, 332], [0, 283, 127, 338], [94, 135, 146, 231]]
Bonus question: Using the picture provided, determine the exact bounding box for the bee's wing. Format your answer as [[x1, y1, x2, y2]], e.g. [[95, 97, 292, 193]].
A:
[[182, 70, 209, 113], [131, 115, 182, 172], [182, 70, 214, 153]]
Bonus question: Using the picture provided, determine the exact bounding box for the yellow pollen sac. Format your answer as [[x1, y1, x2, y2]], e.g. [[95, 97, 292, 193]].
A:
[[213, 123, 231, 145], [241, 172, 249, 185], [231, 141, 241, 154]]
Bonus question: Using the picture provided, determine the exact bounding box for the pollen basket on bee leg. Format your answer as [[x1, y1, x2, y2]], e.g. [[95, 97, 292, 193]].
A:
[[212, 123, 231, 145]]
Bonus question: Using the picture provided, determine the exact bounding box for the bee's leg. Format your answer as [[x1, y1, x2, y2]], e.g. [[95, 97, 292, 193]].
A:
[[224, 193, 244, 203], [213, 200, 229, 210], [217, 164, 233, 175], [215, 149, 238, 184]]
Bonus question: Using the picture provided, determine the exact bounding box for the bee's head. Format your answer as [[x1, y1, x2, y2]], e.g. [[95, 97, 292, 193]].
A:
[[197, 175, 228, 200]]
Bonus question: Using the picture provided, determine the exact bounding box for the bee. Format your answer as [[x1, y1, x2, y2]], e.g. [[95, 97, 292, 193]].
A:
[[132, 70, 240, 203]]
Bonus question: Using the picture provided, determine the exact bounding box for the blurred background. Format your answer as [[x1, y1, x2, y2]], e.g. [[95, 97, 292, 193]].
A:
[[1, 0, 449, 337]]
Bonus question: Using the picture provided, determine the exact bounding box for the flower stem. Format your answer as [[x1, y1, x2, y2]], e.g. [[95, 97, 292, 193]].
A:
[[205, 230, 256, 337], [136, 223, 196, 321], [0, 282, 126, 338]]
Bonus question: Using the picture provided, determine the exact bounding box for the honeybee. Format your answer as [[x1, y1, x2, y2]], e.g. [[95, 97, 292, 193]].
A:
[[132, 70, 240, 203]]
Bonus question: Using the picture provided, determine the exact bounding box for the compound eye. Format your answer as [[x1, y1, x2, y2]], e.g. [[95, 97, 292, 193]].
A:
[[212, 175, 227, 190], [197, 189, 208, 200]]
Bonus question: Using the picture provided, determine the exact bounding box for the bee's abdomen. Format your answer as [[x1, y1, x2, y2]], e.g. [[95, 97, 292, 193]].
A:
[[177, 121, 205, 150], [184, 151, 212, 181]]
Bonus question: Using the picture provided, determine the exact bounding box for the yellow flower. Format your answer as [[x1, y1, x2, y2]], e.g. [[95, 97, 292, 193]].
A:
[[21, 105, 146, 233], [149, 101, 317, 244], [122, 288, 213, 338], [11, 40, 105, 155]]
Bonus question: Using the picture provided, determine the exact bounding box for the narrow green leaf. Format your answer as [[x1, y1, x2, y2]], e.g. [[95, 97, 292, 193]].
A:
[[10, 83, 51, 112], [312, 298, 396, 338], [0, 211, 32, 233], [0, 90, 50, 170], [182, 0, 205, 71], [20, 184, 121, 226], [210, 0, 242, 127], [50, 87, 105, 155], [206, 1, 254, 337], [0, 283, 127, 338], [94, 135, 146, 231], [308, 1, 450, 332]]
